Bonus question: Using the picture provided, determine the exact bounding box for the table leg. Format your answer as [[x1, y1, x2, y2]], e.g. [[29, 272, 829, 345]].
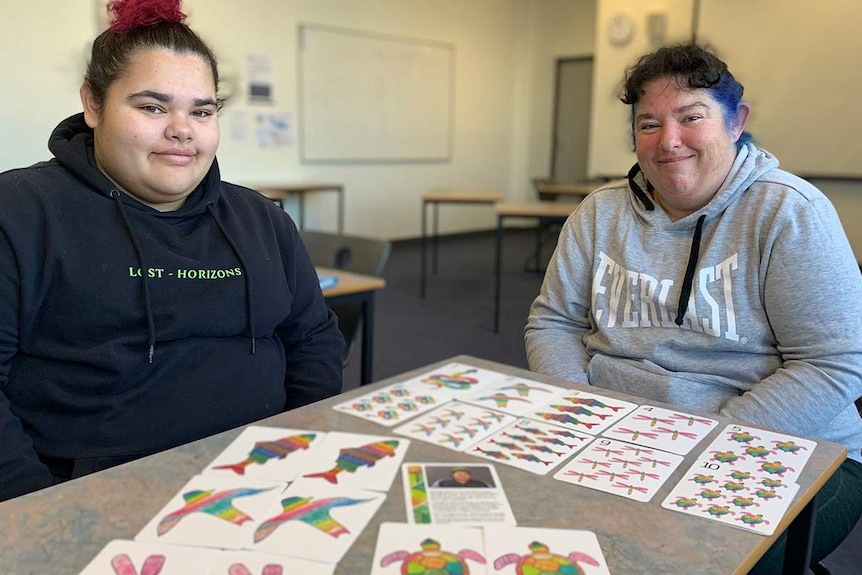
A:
[[337, 187, 345, 234], [359, 292, 376, 385], [432, 202, 439, 273], [495, 214, 504, 333], [298, 192, 306, 230], [421, 201, 427, 298], [782, 495, 817, 574]]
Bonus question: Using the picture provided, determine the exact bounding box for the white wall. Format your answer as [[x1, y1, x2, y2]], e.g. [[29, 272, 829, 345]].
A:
[[0, 0, 594, 240], [589, 0, 862, 258]]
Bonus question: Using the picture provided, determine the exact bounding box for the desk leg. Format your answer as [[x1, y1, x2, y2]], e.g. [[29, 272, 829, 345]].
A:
[[421, 201, 427, 298], [359, 292, 376, 386], [782, 495, 817, 575], [494, 214, 503, 333], [337, 188, 345, 234], [298, 192, 306, 230], [432, 202, 439, 273]]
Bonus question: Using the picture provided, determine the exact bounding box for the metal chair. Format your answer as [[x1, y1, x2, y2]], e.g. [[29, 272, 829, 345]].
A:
[[300, 230, 391, 367]]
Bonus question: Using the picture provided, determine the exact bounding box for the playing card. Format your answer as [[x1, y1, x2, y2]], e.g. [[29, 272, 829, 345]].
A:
[[553, 437, 685, 502], [248, 483, 386, 563], [401, 463, 515, 525], [371, 522, 488, 575], [696, 424, 815, 483], [459, 376, 567, 416], [483, 525, 611, 575], [294, 431, 409, 492], [400, 362, 510, 400], [468, 418, 593, 475], [331, 380, 448, 427], [393, 401, 516, 452], [78, 540, 214, 575], [202, 426, 325, 482], [134, 475, 287, 550], [661, 458, 800, 535], [603, 405, 718, 455], [527, 389, 638, 435]]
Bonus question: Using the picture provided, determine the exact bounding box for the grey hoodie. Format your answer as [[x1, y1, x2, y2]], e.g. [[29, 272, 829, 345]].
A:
[[526, 143, 862, 462]]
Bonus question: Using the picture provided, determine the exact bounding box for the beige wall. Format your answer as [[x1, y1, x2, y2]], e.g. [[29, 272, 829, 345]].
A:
[[589, 0, 862, 258], [0, 0, 594, 240], [2, 0, 860, 256]]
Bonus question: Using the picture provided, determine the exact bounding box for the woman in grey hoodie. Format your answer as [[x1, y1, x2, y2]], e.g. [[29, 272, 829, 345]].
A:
[[526, 44, 862, 574]]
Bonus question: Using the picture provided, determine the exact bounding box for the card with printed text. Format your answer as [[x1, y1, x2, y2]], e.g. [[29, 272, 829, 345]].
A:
[[528, 389, 637, 435]]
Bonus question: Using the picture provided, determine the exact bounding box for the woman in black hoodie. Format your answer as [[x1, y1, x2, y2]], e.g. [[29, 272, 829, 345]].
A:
[[0, 0, 344, 501]]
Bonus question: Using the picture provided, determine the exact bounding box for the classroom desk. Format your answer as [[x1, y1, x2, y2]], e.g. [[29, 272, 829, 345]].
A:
[[494, 201, 581, 332], [534, 181, 598, 201], [0, 355, 844, 574], [253, 182, 345, 233], [420, 188, 505, 298], [318, 266, 386, 386]]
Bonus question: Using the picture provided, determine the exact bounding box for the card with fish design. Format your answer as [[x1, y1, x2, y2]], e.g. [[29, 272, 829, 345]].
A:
[[527, 389, 637, 436], [292, 431, 409, 492], [459, 376, 568, 417], [393, 401, 517, 452], [331, 380, 448, 427], [203, 426, 325, 482], [553, 437, 685, 502], [248, 483, 386, 563], [602, 405, 718, 456], [467, 418, 593, 475], [483, 525, 611, 575], [660, 457, 800, 535], [135, 475, 287, 550], [78, 540, 336, 575], [694, 424, 815, 483], [400, 463, 515, 525], [371, 522, 488, 575]]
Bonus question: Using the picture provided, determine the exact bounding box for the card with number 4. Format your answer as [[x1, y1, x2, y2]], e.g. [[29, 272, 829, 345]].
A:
[[603, 405, 718, 455], [554, 437, 685, 502]]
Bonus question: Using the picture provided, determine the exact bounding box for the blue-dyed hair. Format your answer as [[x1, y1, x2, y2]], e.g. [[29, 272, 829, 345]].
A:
[[621, 44, 752, 149]]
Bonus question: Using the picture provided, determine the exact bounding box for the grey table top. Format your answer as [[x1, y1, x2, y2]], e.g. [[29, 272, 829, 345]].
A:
[[0, 355, 846, 574]]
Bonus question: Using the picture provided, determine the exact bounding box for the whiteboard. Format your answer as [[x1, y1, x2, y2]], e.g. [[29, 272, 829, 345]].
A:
[[697, 0, 862, 179], [298, 24, 454, 163]]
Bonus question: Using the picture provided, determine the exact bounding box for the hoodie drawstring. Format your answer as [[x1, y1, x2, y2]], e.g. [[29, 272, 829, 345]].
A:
[[111, 190, 156, 363], [675, 214, 706, 326], [627, 164, 707, 327], [206, 203, 256, 354]]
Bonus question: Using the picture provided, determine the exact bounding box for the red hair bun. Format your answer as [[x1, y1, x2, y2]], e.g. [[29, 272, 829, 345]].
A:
[[108, 0, 186, 33]]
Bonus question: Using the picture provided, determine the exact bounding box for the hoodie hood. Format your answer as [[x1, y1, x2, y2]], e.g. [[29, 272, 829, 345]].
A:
[[47, 113, 222, 217], [627, 142, 780, 230], [46, 113, 252, 362], [626, 142, 780, 325]]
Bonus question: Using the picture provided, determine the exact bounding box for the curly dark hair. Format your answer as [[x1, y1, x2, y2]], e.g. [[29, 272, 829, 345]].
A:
[[621, 43, 751, 147]]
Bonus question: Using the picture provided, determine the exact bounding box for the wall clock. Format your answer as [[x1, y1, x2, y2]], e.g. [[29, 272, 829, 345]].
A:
[[608, 12, 636, 46]]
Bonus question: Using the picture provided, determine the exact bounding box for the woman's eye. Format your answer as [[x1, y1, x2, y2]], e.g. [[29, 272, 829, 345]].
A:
[[192, 110, 213, 118], [142, 105, 163, 114]]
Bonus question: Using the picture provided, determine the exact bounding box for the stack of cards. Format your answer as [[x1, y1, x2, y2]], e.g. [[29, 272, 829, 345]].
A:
[[661, 424, 814, 534], [78, 428, 410, 573]]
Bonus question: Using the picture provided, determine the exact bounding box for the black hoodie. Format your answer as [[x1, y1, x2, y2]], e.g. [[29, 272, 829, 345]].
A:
[[0, 114, 344, 500]]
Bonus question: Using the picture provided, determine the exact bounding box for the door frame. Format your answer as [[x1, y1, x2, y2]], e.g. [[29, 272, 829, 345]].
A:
[[549, 56, 594, 180]]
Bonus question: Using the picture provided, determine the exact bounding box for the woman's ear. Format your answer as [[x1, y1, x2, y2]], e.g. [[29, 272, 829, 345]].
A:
[[80, 82, 100, 129], [731, 101, 750, 141]]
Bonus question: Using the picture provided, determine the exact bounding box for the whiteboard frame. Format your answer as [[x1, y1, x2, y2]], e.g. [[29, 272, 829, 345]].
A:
[[297, 23, 455, 164]]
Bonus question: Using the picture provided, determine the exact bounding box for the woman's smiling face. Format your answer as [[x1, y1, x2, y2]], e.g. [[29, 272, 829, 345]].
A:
[[634, 76, 748, 220], [81, 48, 220, 211]]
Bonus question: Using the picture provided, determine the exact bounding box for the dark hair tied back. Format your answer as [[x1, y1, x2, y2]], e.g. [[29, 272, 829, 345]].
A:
[[108, 0, 186, 33]]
